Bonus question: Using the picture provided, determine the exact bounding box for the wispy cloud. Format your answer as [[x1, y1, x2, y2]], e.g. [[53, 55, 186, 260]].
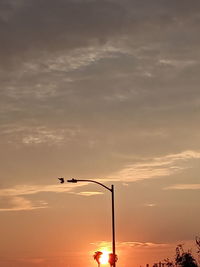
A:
[[159, 59, 197, 68], [119, 241, 171, 249], [90, 240, 172, 250], [0, 124, 81, 146], [45, 44, 123, 73], [0, 197, 47, 212], [5, 43, 124, 84], [106, 150, 200, 182], [76, 191, 104, 197], [0, 183, 86, 197], [0, 183, 87, 212], [164, 184, 200, 190], [143, 203, 157, 207]]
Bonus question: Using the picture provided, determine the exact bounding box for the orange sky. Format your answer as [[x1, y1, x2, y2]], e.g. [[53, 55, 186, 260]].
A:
[[1, 0, 200, 266]]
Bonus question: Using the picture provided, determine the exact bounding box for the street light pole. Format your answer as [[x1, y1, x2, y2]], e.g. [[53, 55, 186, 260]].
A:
[[59, 178, 116, 267], [111, 184, 116, 267]]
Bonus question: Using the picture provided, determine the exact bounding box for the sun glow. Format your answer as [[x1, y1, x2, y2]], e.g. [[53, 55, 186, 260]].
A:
[[99, 250, 110, 265]]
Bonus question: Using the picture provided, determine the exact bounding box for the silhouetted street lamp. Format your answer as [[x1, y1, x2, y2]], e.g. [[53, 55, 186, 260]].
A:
[[58, 178, 117, 267]]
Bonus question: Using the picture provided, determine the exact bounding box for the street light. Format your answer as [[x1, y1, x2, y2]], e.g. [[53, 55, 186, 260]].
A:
[[58, 177, 117, 267]]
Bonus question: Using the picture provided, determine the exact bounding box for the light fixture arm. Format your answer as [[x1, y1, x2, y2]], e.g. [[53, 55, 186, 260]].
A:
[[68, 179, 112, 192]]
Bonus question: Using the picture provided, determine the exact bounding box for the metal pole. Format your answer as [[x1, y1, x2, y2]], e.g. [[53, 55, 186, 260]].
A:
[[111, 184, 116, 267]]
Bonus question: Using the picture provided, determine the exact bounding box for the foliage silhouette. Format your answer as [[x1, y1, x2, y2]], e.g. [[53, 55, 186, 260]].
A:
[[108, 253, 118, 267], [175, 244, 198, 267], [93, 251, 103, 267]]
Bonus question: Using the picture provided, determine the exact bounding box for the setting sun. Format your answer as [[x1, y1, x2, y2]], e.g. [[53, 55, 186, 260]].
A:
[[99, 250, 110, 265]]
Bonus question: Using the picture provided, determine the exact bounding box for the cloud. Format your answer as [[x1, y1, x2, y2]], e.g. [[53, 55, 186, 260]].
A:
[[106, 150, 200, 182], [0, 196, 47, 212], [90, 239, 197, 256], [118, 241, 170, 249], [164, 184, 200, 190], [0, 0, 127, 68], [159, 59, 197, 68], [144, 203, 157, 207], [0, 183, 88, 211], [0, 183, 87, 197], [2, 0, 200, 72], [1, 0, 200, 145], [76, 191, 104, 197], [90, 240, 172, 250], [43, 44, 123, 73], [0, 124, 82, 146]]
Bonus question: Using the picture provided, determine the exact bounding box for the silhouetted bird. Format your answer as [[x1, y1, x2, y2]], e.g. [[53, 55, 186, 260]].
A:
[[58, 177, 65, 184]]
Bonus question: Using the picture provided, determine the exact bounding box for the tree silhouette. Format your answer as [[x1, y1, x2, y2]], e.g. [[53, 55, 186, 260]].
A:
[[164, 258, 174, 267], [195, 237, 200, 264], [175, 244, 198, 267], [93, 251, 103, 267], [196, 237, 200, 254], [108, 253, 118, 267]]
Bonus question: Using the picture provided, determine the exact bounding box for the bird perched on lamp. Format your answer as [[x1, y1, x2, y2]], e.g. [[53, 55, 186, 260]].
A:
[[58, 177, 65, 184]]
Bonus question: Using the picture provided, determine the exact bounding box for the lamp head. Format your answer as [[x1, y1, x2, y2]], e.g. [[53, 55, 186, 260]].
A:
[[67, 178, 78, 183]]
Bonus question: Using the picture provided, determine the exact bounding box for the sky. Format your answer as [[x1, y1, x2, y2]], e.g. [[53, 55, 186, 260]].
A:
[[0, 0, 200, 266]]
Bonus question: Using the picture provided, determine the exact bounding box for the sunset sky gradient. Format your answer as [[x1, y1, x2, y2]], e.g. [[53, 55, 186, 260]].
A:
[[1, 0, 200, 266]]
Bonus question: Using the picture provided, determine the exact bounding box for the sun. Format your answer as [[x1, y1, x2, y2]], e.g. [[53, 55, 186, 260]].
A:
[[99, 250, 110, 265]]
